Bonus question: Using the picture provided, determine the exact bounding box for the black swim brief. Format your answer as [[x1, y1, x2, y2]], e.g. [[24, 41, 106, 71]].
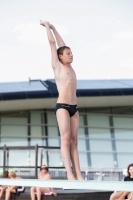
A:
[[55, 103, 78, 117]]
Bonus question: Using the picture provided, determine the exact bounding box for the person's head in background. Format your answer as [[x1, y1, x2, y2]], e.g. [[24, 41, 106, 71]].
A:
[[8, 171, 17, 179], [3, 171, 9, 178], [127, 164, 133, 177], [40, 165, 48, 174]]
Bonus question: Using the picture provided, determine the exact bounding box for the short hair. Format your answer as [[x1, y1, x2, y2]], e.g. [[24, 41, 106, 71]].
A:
[[40, 165, 48, 172], [127, 163, 133, 176], [9, 171, 16, 178], [57, 46, 70, 60]]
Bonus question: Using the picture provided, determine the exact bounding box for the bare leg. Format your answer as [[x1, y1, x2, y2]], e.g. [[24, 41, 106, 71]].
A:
[[117, 192, 131, 200], [5, 189, 15, 200], [5, 189, 11, 200], [129, 193, 133, 200], [128, 193, 132, 199], [36, 187, 51, 200], [0, 188, 4, 198], [30, 187, 36, 200], [110, 192, 124, 200], [70, 112, 84, 180], [56, 109, 75, 180], [36, 187, 41, 200]]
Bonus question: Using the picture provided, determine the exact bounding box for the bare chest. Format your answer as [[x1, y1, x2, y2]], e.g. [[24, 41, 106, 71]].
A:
[[39, 175, 47, 180], [60, 66, 76, 82]]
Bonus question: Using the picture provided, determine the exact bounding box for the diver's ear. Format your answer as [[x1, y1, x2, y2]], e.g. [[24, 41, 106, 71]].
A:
[[59, 54, 63, 60]]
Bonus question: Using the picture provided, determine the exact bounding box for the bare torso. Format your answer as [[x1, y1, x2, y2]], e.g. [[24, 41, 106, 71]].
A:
[[38, 173, 49, 180], [54, 62, 77, 105]]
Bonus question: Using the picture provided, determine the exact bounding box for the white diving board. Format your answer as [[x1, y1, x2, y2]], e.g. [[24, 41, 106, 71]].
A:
[[0, 179, 133, 192]]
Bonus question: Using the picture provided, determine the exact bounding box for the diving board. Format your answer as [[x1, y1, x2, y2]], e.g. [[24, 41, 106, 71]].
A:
[[0, 179, 133, 192]]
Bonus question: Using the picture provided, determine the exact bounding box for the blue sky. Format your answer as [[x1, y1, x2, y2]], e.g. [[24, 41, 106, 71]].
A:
[[0, 0, 133, 82]]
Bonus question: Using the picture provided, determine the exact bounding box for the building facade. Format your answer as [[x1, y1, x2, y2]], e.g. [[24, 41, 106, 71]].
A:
[[0, 79, 133, 174]]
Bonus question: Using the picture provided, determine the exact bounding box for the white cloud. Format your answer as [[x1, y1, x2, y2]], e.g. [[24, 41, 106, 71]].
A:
[[120, 57, 133, 69], [99, 44, 114, 51], [13, 23, 68, 45], [114, 31, 133, 40]]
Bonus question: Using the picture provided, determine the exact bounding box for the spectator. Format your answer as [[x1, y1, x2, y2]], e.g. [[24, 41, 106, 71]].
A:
[[0, 171, 9, 199], [5, 171, 25, 200], [110, 163, 133, 200], [30, 165, 57, 200]]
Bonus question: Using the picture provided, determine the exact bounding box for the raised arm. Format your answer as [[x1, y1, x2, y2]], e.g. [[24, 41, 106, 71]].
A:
[[40, 20, 59, 69], [40, 21, 65, 47], [51, 25, 65, 47]]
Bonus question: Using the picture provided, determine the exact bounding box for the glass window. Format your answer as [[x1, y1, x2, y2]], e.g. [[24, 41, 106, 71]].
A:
[[40, 149, 48, 166], [0, 150, 3, 166], [89, 128, 111, 139], [8, 150, 35, 166], [48, 150, 62, 167], [78, 115, 85, 138], [78, 115, 87, 151], [79, 152, 88, 168], [87, 115, 112, 155], [78, 129, 86, 152], [117, 153, 133, 168], [115, 130, 133, 139], [78, 139, 87, 151], [87, 115, 110, 128], [47, 112, 58, 130], [78, 115, 86, 151], [47, 112, 59, 147], [115, 141, 133, 153], [1, 117, 27, 146], [91, 153, 114, 168], [113, 117, 133, 161], [30, 111, 45, 146], [1, 107, 133, 171], [89, 139, 112, 152], [113, 117, 133, 129]]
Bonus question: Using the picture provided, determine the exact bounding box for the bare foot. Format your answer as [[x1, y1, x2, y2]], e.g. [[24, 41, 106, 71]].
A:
[[76, 175, 84, 180], [67, 175, 76, 180]]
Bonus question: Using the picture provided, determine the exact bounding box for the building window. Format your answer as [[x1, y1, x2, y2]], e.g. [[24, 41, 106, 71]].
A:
[[30, 111, 45, 146], [47, 112, 60, 147], [0, 113, 28, 146], [113, 116, 133, 167]]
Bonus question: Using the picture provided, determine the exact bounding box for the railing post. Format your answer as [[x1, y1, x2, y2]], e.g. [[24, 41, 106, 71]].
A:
[[3, 145, 6, 174], [85, 170, 88, 180], [7, 150, 9, 166], [35, 144, 38, 178], [40, 149, 43, 167]]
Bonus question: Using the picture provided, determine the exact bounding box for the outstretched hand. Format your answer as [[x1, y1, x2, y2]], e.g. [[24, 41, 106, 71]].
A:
[[40, 20, 48, 27], [40, 20, 54, 29]]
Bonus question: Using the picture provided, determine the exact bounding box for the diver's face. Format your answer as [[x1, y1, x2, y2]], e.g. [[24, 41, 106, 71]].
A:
[[60, 48, 73, 64]]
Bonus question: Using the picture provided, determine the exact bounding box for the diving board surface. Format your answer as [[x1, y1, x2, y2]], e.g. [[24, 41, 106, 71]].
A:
[[0, 179, 133, 192]]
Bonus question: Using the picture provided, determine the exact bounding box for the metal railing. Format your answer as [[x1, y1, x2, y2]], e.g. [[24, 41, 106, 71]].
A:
[[0, 144, 64, 178], [0, 144, 126, 181]]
